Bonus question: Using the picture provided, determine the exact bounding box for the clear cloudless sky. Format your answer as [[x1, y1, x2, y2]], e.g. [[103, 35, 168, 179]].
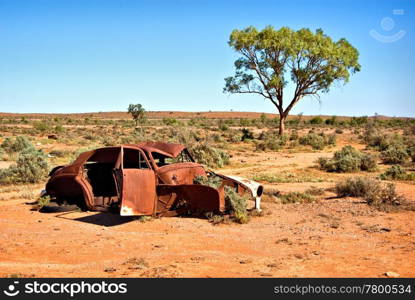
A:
[[0, 0, 414, 116]]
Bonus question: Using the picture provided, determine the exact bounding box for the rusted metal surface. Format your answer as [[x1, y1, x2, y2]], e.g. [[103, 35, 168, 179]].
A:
[[45, 142, 262, 217], [119, 169, 157, 216]]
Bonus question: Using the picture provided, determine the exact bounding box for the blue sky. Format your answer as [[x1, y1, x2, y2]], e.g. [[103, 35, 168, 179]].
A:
[[0, 0, 414, 116]]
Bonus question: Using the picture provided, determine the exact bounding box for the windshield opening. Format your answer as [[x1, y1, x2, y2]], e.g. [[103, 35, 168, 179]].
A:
[[152, 149, 193, 167]]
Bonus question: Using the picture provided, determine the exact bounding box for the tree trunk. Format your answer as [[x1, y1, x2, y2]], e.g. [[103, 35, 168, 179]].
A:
[[278, 115, 285, 136]]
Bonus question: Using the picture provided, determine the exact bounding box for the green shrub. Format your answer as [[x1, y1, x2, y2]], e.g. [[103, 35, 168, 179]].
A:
[[365, 183, 407, 210], [362, 125, 405, 151], [241, 128, 254, 141], [37, 195, 51, 208], [54, 125, 64, 133], [360, 153, 378, 171], [162, 117, 177, 126], [335, 177, 410, 211], [194, 176, 250, 224], [289, 130, 299, 140], [318, 146, 377, 172], [380, 165, 415, 181], [1, 136, 34, 153], [327, 134, 337, 146], [225, 130, 243, 143], [350, 116, 368, 126], [299, 133, 335, 150], [325, 116, 337, 125], [224, 186, 249, 224], [279, 192, 315, 204], [194, 174, 222, 188], [188, 143, 230, 168], [218, 121, 229, 131], [255, 131, 287, 151], [381, 145, 409, 164], [33, 121, 50, 132], [305, 186, 325, 195], [309, 117, 323, 124], [335, 177, 378, 197], [0, 147, 49, 184]]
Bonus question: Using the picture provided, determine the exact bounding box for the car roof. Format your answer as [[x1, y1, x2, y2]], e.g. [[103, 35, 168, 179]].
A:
[[71, 142, 187, 166], [128, 142, 186, 158]]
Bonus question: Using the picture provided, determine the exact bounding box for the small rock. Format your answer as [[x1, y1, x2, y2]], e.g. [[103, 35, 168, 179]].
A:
[[380, 227, 391, 232], [385, 271, 400, 278], [239, 259, 253, 264], [104, 267, 116, 273]]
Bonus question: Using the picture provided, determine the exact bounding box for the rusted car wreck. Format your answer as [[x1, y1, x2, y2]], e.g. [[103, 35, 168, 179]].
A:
[[45, 142, 263, 217]]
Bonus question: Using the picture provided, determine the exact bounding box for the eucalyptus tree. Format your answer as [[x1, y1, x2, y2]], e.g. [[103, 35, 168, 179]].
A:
[[224, 26, 360, 135]]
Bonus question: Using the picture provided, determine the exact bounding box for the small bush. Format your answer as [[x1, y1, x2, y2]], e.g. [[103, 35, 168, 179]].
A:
[[335, 177, 411, 211], [279, 192, 315, 204], [289, 130, 299, 140], [37, 195, 51, 208], [54, 125, 64, 133], [309, 117, 323, 124], [363, 125, 405, 151], [318, 146, 377, 172], [188, 143, 230, 168], [299, 133, 335, 150], [33, 121, 50, 132], [195, 176, 251, 224], [299, 133, 325, 150], [380, 165, 415, 181], [255, 132, 287, 151], [360, 153, 378, 171], [162, 117, 177, 126], [381, 145, 409, 164], [1, 136, 34, 153], [365, 183, 406, 210], [305, 186, 325, 195], [0, 147, 49, 184], [224, 186, 249, 224], [194, 174, 222, 188], [335, 177, 378, 197], [241, 128, 254, 141]]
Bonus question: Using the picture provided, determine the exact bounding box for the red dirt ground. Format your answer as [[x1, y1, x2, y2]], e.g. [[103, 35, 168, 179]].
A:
[[0, 193, 414, 278]]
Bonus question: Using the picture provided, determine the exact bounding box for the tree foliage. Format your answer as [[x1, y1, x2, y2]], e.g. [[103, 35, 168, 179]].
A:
[[224, 26, 360, 135], [127, 103, 146, 127]]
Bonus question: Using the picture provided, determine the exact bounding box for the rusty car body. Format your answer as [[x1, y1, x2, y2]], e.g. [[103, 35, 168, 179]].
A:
[[45, 142, 263, 216]]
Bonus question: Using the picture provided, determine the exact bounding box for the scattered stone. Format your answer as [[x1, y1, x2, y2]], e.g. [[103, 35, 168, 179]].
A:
[[104, 267, 116, 273], [47, 134, 58, 140], [330, 222, 340, 229], [239, 259, 253, 264], [276, 238, 293, 245], [385, 271, 400, 278]]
